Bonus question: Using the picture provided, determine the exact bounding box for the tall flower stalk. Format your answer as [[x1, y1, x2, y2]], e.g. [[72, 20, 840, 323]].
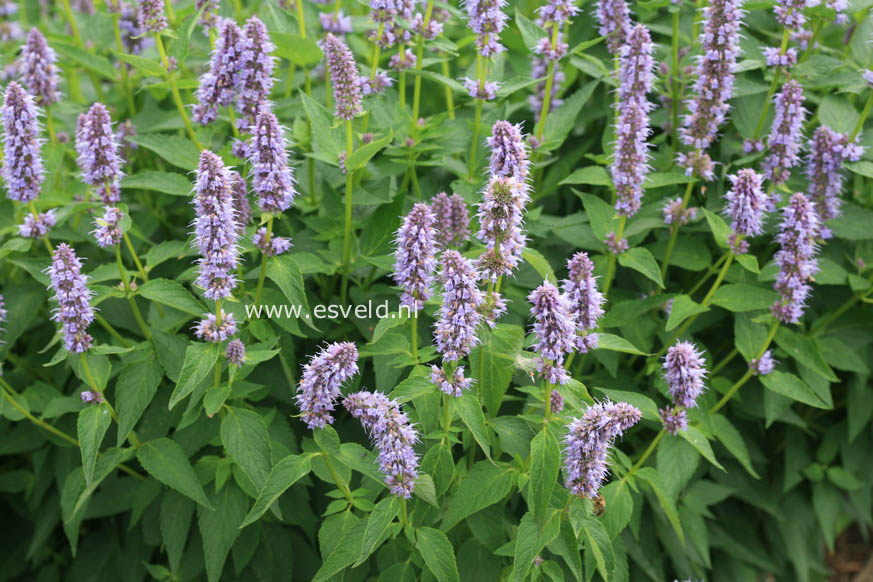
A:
[[393, 203, 437, 362], [19, 29, 60, 143], [532, 0, 577, 142]]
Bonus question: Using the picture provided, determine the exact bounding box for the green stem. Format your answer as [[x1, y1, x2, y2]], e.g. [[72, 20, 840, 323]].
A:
[[154, 34, 202, 150], [95, 314, 130, 348], [660, 179, 696, 282], [709, 319, 779, 413], [115, 245, 152, 342], [467, 53, 486, 179], [122, 232, 148, 282], [164, 0, 176, 26], [752, 29, 790, 140], [82, 354, 141, 447], [799, 19, 823, 64], [670, 8, 680, 154], [700, 252, 733, 305], [850, 92, 873, 140], [711, 347, 738, 376], [534, 24, 560, 142], [253, 214, 274, 307], [441, 59, 455, 120], [410, 306, 419, 364], [602, 216, 627, 296], [411, 1, 434, 137], [113, 13, 136, 115], [619, 430, 664, 489], [687, 253, 728, 296], [322, 452, 355, 503], [341, 121, 355, 305]]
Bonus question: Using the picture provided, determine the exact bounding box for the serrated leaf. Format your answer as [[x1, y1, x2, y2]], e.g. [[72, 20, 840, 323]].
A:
[[529, 429, 560, 525], [679, 426, 725, 471], [442, 462, 514, 531], [522, 248, 557, 283], [198, 482, 247, 582], [455, 392, 490, 459], [618, 247, 665, 288], [702, 208, 731, 248], [710, 284, 778, 312], [582, 519, 615, 581], [137, 438, 214, 509], [138, 278, 204, 317], [240, 453, 313, 528], [272, 32, 323, 66], [665, 295, 708, 331], [355, 496, 400, 566], [710, 414, 760, 478], [160, 491, 195, 573], [266, 254, 318, 332], [760, 371, 830, 409], [346, 130, 393, 172], [168, 343, 219, 410], [220, 407, 273, 491], [116, 359, 163, 447], [596, 333, 648, 356], [122, 171, 192, 196], [77, 405, 112, 486], [636, 467, 683, 543], [562, 166, 612, 187], [418, 527, 460, 582], [114, 51, 168, 78], [127, 134, 200, 170]]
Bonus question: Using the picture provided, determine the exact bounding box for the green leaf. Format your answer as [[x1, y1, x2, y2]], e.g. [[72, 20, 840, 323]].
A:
[[346, 130, 393, 172], [529, 429, 561, 525], [509, 510, 562, 582], [168, 343, 220, 410], [774, 327, 839, 382], [138, 278, 204, 316], [54, 43, 117, 79], [415, 473, 439, 508], [522, 248, 557, 283], [618, 247, 665, 288], [197, 482, 247, 582], [819, 95, 860, 135], [592, 388, 660, 421], [679, 426, 725, 471], [240, 453, 313, 528], [220, 407, 273, 490], [266, 254, 318, 332], [301, 91, 341, 160], [599, 481, 633, 539], [636, 467, 683, 543], [77, 405, 112, 486], [390, 374, 435, 403], [160, 491, 195, 573], [455, 392, 491, 459], [562, 166, 612, 187], [356, 496, 401, 566], [442, 462, 514, 531], [826, 467, 865, 490], [127, 134, 200, 170], [544, 83, 598, 149], [579, 193, 617, 243], [417, 527, 460, 582], [114, 51, 168, 78], [470, 324, 525, 415], [122, 171, 192, 196], [313, 519, 367, 582], [760, 371, 830, 409], [735, 253, 760, 273], [272, 32, 323, 66], [710, 284, 778, 312], [514, 8, 547, 51], [643, 172, 693, 189], [710, 414, 760, 478], [702, 208, 732, 248], [665, 295, 708, 331], [596, 333, 649, 356], [582, 519, 615, 581], [137, 438, 214, 509], [116, 359, 163, 447]]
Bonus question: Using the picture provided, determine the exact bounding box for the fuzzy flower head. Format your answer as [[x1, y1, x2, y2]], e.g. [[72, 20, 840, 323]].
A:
[[659, 407, 687, 435], [476, 176, 529, 281], [550, 389, 565, 413], [193, 19, 245, 125], [234, 17, 276, 131], [750, 350, 776, 375], [226, 338, 246, 366], [360, 71, 393, 96], [19, 210, 55, 239], [605, 232, 628, 255], [137, 0, 167, 32], [612, 101, 651, 217], [763, 47, 797, 68], [617, 24, 655, 109], [343, 390, 420, 498], [680, 0, 743, 151], [663, 341, 707, 409], [253, 228, 293, 256], [229, 171, 250, 234], [194, 311, 238, 342], [763, 81, 806, 184], [19, 28, 60, 106], [488, 121, 530, 185], [676, 150, 715, 181], [772, 193, 820, 323], [320, 33, 363, 120], [393, 203, 438, 311], [464, 78, 499, 101], [75, 102, 123, 204], [431, 365, 474, 397], [563, 400, 641, 498], [2, 81, 44, 203], [563, 252, 605, 353], [48, 244, 95, 353], [434, 250, 484, 361], [320, 11, 353, 35], [724, 169, 767, 237], [296, 342, 360, 429], [430, 192, 470, 248], [537, 0, 580, 26], [596, 0, 631, 53], [192, 151, 240, 300], [806, 126, 864, 221], [92, 206, 124, 247], [774, 0, 806, 29], [247, 108, 297, 213], [529, 280, 576, 384], [464, 0, 509, 56], [663, 197, 697, 226]]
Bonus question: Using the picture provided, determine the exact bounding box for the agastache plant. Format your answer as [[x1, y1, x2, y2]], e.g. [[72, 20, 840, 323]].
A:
[[464, 0, 508, 57], [247, 109, 297, 215], [393, 203, 437, 311], [234, 17, 276, 131], [771, 193, 821, 324], [723, 169, 767, 253], [343, 391, 420, 499], [476, 176, 529, 281], [659, 340, 707, 434], [19, 28, 60, 107], [137, 0, 167, 32], [487, 120, 530, 185], [192, 18, 244, 125], [763, 80, 806, 185], [47, 244, 95, 353], [321, 33, 363, 121], [562, 252, 605, 353], [529, 280, 576, 385], [75, 102, 123, 204], [296, 342, 360, 429], [92, 206, 124, 248], [1, 81, 44, 204], [430, 192, 470, 248], [805, 126, 864, 223], [596, 0, 631, 53]]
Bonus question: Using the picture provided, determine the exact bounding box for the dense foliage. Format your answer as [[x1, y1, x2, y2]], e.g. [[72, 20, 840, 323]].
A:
[[1, 0, 873, 580]]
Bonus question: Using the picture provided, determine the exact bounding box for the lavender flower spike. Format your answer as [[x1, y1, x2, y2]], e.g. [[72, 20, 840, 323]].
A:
[[529, 280, 576, 385], [537, 0, 580, 26], [663, 341, 707, 409], [296, 342, 359, 429], [19, 210, 55, 239], [247, 108, 297, 213], [137, 0, 168, 33], [229, 171, 251, 234], [476, 176, 530, 281], [76, 102, 123, 204], [763, 80, 806, 185], [724, 169, 767, 237], [612, 101, 651, 217], [464, 0, 509, 57], [433, 250, 484, 361], [680, 0, 743, 151], [19, 28, 60, 106], [234, 17, 276, 131], [343, 390, 420, 498], [564, 400, 641, 498], [659, 407, 688, 435], [320, 33, 363, 121], [563, 252, 605, 353], [226, 338, 246, 366], [1, 81, 44, 203], [92, 206, 124, 247], [806, 126, 864, 222], [430, 192, 470, 248], [194, 310, 238, 342], [192, 19, 244, 125], [772, 193, 820, 324], [487, 121, 530, 184], [596, 0, 631, 54], [192, 150, 240, 300], [618, 24, 655, 109], [393, 203, 438, 311], [431, 365, 474, 397], [774, 0, 806, 30], [48, 244, 95, 353]]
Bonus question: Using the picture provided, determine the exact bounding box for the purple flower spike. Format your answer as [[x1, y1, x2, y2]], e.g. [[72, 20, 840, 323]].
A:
[[750, 350, 776, 375], [344, 391, 420, 498], [229, 171, 251, 234], [76, 102, 123, 204], [320, 11, 353, 35], [476, 176, 529, 281], [537, 0, 580, 26], [393, 203, 438, 311], [19, 210, 55, 239], [488, 121, 530, 185], [226, 338, 246, 366], [604, 232, 628, 254], [563, 252, 605, 353], [296, 342, 360, 429], [92, 206, 124, 247], [680, 0, 743, 151], [724, 169, 767, 237], [563, 400, 641, 498], [361, 71, 393, 96], [596, 0, 631, 53], [659, 407, 688, 435], [529, 280, 576, 384], [772, 193, 820, 324], [2, 81, 45, 203], [550, 389, 565, 413], [774, 0, 806, 30], [676, 150, 715, 181], [253, 228, 292, 256], [247, 108, 297, 213], [663, 341, 707, 409], [320, 33, 363, 120], [663, 197, 697, 226], [430, 192, 470, 248], [806, 126, 864, 221], [430, 365, 473, 397], [434, 250, 484, 361], [193, 19, 245, 125], [196, 0, 219, 30], [192, 151, 240, 300], [463, 78, 499, 101], [612, 101, 651, 218], [763, 47, 797, 68], [48, 244, 95, 353], [235, 17, 276, 131], [194, 311, 238, 342], [0, 294, 6, 328], [763, 81, 806, 184], [618, 24, 655, 110], [464, 0, 508, 57], [19, 28, 60, 106], [137, 0, 167, 32]]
